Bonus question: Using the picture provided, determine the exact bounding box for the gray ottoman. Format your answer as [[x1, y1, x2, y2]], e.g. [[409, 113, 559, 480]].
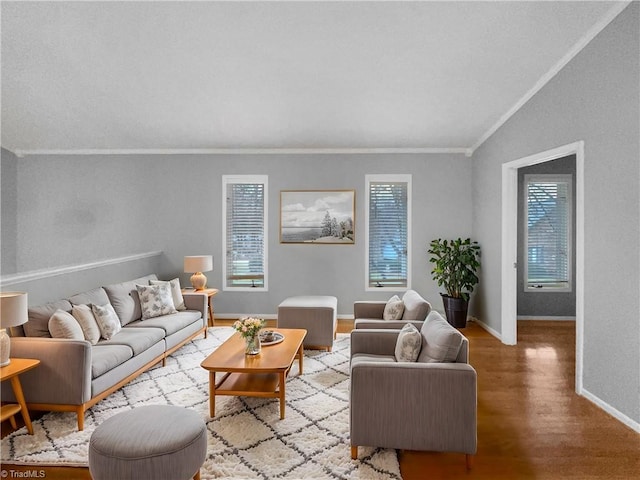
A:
[[278, 295, 337, 351], [89, 405, 207, 480]]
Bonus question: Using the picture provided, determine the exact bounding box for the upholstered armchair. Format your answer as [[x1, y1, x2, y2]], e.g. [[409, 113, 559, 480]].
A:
[[349, 311, 477, 467], [353, 289, 431, 330]]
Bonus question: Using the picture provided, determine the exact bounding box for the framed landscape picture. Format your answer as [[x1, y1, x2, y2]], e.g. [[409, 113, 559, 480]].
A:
[[280, 190, 355, 244]]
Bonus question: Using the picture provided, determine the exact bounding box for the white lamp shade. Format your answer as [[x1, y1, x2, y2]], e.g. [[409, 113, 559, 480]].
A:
[[0, 292, 28, 328], [184, 255, 213, 273]]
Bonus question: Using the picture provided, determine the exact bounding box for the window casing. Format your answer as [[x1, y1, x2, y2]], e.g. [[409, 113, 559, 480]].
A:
[[524, 174, 572, 292], [365, 174, 411, 291], [222, 175, 268, 291]]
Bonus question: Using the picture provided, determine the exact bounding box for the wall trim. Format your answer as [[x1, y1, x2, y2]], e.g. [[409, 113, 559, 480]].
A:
[[9, 147, 472, 158], [580, 388, 640, 433], [0, 251, 163, 287], [517, 316, 576, 321], [469, 316, 502, 341]]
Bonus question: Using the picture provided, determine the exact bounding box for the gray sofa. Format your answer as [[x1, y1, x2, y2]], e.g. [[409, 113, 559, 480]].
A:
[[350, 310, 477, 466], [1, 274, 208, 431], [353, 289, 431, 330]]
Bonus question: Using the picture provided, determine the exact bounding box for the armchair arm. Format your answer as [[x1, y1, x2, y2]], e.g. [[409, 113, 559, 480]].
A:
[[350, 361, 477, 454], [353, 301, 386, 320], [354, 319, 424, 330], [182, 292, 208, 321], [1, 337, 92, 405], [350, 329, 400, 357]]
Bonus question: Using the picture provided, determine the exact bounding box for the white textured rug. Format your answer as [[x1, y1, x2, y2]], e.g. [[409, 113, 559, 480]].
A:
[[2, 328, 402, 479]]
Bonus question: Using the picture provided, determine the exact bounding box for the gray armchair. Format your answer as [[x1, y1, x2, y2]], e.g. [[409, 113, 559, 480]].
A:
[[353, 289, 431, 330], [349, 311, 477, 467]]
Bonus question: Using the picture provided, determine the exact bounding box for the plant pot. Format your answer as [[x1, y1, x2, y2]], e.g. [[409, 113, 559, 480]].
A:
[[440, 294, 468, 328]]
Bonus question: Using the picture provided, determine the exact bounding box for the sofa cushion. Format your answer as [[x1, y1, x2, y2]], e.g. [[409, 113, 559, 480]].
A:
[[383, 295, 405, 320], [92, 303, 122, 340], [417, 311, 464, 363], [401, 290, 431, 320], [103, 274, 158, 326], [91, 345, 133, 379], [125, 311, 201, 337], [68, 287, 110, 309], [150, 278, 186, 311], [71, 304, 101, 345], [137, 283, 177, 320], [24, 299, 72, 338], [48, 310, 84, 340], [394, 323, 422, 362], [351, 353, 397, 371], [98, 327, 165, 355]]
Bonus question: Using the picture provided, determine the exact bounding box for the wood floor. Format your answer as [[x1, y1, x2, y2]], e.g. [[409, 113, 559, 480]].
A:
[[2, 320, 638, 479]]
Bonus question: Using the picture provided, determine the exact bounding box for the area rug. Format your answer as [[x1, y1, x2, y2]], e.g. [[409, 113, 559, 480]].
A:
[[1, 328, 402, 479]]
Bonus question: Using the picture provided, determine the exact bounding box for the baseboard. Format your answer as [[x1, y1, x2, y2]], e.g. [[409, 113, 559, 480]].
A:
[[517, 316, 576, 321], [580, 388, 640, 433], [468, 316, 502, 341]]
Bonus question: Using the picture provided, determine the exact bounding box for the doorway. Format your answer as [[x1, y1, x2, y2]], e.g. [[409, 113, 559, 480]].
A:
[[501, 141, 584, 393]]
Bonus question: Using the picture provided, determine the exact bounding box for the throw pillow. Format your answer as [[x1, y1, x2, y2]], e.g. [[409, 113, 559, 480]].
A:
[[48, 309, 84, 340], [417, 311, 464, 363], [150, 278, 186, 311], [71, 304, 101, 345], [136, 283, 177, 320], [383, 295, 405, 320], [92, 303, 122, 340], [394, 323, 422, 362]]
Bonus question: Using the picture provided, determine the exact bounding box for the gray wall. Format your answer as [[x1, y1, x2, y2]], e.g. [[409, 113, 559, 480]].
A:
[[517, 154, 576, 317], [0, 150, 472, 316], [471, 3, 639, 424]]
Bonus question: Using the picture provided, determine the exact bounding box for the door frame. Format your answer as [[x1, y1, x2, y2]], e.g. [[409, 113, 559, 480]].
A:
[[501, 141, 584, 393]]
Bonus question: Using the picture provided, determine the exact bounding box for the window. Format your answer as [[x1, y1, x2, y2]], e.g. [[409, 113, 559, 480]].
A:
[[366, 174, 411, 290], [222, 175, 268, 291], [524, 174, 572, 291]]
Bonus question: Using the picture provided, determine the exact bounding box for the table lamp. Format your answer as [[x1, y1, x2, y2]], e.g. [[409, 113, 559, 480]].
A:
[[184, 255, 213, 290], [0, 292, 28, 367]]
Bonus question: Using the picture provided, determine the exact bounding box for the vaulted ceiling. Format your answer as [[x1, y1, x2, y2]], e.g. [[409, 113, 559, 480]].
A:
[[1, 1, 629, 156]]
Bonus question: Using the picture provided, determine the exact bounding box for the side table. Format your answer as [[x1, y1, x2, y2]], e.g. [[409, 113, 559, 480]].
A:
[[183, 288, 218, 327], [1, 358, 40, 434]]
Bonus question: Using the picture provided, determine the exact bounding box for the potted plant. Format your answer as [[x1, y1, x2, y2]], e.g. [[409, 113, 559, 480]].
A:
[[428, 238, 481, 328]]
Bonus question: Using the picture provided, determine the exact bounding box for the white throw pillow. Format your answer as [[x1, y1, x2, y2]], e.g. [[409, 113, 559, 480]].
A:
[[92, 303, 122, 340], [394, 323, 422, 362], [417, 311, 464, 363], [383, 295, 405, 320], [71, 304, 101, 345], [150, 278, 186, 311], [48, 309, 84, 340], [136, 283, 177, 320]]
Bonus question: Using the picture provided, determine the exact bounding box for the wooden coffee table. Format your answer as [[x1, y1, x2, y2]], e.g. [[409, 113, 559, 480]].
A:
[[200, 328, 306, 419]]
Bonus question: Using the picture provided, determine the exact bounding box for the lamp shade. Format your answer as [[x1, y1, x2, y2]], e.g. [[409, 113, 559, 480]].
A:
[[184, 255, 213, 273], [0, 292, 28, 328]]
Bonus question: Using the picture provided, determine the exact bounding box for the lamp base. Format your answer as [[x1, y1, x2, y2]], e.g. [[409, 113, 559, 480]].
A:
[[190, 272, 207, 291], [0, 328, 11, 367]]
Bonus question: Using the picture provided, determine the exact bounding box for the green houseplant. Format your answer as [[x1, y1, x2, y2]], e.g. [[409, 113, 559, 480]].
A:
[[428, 238, 481, 328]]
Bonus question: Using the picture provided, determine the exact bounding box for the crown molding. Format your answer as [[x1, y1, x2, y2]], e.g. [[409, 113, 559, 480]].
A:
[[469, 0, 632, 154]]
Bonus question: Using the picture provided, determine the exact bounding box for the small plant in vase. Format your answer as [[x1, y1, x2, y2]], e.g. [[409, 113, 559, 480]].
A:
[[233, 317, 266, 355]]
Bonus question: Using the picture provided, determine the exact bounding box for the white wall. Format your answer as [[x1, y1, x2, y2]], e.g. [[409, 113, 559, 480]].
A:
[[471, 3, 639, 426]]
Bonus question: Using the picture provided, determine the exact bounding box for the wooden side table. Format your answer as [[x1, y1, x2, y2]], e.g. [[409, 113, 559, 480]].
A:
[[183, 288, 218, 327], [1, 358, 40, 434]]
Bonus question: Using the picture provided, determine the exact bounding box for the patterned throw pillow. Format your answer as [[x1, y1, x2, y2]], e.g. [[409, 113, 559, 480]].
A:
[[383, 295, 405, 320], [92, 303, 122, 340], [136, 283, 177, 320], [71, 304, 101, 345], [394, 323, 422, 362], [48, 309, 84, 340], [150, 278, 186, 311]]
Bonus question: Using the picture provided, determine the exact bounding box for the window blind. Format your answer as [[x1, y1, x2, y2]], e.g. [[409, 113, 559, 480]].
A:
[[526, 178, 570, 287], [368, 181, 408, 288], [225, 181, 265, 288]]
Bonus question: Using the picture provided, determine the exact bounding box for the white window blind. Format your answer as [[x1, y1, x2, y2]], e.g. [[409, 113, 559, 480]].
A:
[[222, 176, 267, 290], [525, 175, 571, 290], [366, 175, 411, 289]]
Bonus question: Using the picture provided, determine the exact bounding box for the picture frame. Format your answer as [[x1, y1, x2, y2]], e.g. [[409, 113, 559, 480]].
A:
[[280, 190, 355, 244]]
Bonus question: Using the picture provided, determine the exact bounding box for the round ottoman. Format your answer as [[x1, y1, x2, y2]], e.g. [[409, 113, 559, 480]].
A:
[[89, 405, 207, 480]]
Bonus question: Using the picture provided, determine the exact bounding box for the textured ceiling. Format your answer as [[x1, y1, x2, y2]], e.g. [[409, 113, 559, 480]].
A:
[[0, 1, 629, 156]]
